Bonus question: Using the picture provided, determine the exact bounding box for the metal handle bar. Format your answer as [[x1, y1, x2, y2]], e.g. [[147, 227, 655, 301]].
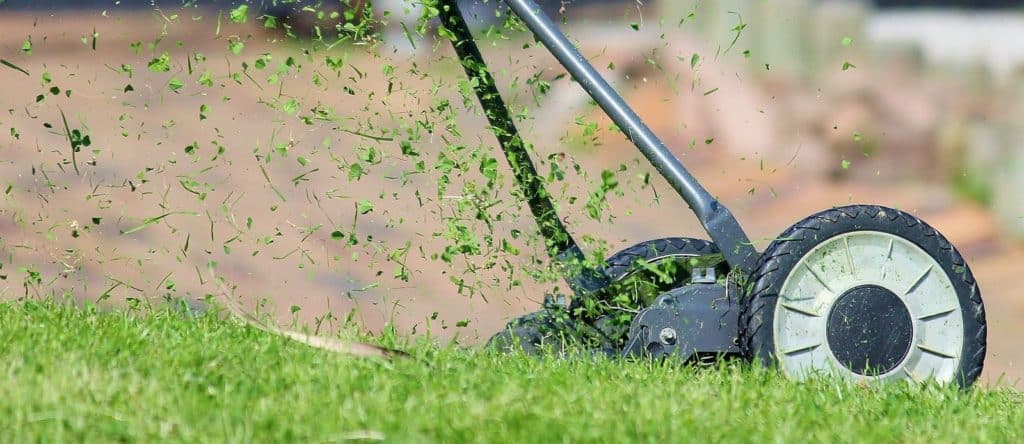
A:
[[501, 0, 759, 271]]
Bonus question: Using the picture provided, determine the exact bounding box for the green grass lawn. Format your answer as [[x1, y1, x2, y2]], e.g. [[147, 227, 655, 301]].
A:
[[0, 301, 1021, 443]]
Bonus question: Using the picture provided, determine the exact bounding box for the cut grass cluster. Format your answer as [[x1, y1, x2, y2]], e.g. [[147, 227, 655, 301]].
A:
[[0, 301, 1020, 442]]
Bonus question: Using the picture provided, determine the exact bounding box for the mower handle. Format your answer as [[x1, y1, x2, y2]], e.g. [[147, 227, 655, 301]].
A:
[[501, 0, 759, 272]]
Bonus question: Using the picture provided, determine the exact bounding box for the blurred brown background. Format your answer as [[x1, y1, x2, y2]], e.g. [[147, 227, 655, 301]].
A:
[[1, 0, 1023, 386]]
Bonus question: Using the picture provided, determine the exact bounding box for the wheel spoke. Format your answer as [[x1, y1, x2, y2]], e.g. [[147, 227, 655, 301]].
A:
[[917, 307, 957, 321], [917, 343, 957, 359], [844, 237, 856, 277], [780, 302, 821, 317], [904, 264, 933, 296], [782, 342, 822, 356], [803, 263, 836, 294], [903, 367, 923, 383]]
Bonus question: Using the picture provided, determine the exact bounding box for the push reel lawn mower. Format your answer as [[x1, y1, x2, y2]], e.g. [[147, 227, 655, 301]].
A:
[[437, 0, 986, 387]]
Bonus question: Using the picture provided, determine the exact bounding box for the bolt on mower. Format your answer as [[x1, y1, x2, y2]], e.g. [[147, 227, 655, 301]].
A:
[[435, 0, 986, 387]]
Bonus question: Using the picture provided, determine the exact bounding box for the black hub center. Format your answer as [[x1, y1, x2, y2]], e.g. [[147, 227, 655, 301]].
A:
[[826, 285, 914, 375]]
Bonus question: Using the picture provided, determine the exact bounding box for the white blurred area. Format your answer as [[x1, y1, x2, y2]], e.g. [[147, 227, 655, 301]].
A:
[[378, 0, 425, 52], [866, 9, 1024, 80]]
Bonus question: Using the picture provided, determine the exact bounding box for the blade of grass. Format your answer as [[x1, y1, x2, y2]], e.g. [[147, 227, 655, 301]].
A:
[[259, 164, 287, 202], [58, 107, 80, 175], [120, 211, 199, 235], [0, 59, 30, 76], [337, 128, 394, 142], [206, 264, 404, 359]]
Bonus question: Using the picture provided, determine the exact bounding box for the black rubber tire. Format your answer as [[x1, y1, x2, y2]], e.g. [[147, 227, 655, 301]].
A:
[[486, 310, 582, 355], [490, 237, 719, 354], [739, 205, 987, 387]]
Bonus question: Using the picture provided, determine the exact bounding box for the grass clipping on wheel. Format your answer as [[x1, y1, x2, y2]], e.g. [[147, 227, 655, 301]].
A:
[[206, 265, 405, 360]]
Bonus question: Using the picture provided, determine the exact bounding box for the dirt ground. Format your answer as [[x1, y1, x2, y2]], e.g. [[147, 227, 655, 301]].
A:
[[1, 11, 1022, 387]]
